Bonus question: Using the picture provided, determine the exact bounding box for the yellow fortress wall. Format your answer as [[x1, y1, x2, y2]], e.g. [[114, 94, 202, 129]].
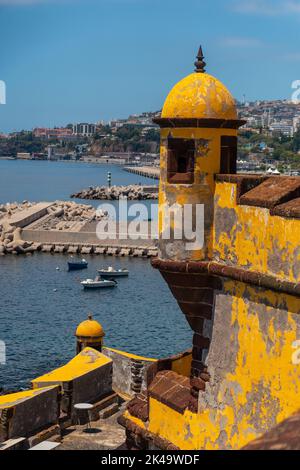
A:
[[32, 347, 113, 420], [122, 46, 300, 450], [214, 177, 300, 283], [124, 177, 300, 449]]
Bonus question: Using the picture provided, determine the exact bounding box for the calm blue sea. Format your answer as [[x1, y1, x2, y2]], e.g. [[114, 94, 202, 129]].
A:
[[0, 160, 192, 391]]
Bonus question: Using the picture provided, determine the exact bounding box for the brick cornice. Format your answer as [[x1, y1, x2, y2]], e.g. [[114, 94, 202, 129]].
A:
[[152, 258, 300, 297]]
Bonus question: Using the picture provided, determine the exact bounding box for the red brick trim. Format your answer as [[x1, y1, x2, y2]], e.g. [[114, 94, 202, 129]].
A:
[[271, 197, 300, 219], [152, 258, 300, 297], [216, 174, 300, 218], [118, 414, 180, 450], [239, 176, 300, 210], [153, 117, 246, 129]]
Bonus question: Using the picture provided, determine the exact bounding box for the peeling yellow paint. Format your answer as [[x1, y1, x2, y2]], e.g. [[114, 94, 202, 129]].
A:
[[123, 410, 147, 430], [31, 347, 111, 386], [162, 73, 237, 120], [148, 398, 201, 450], [158, 128, 237, 261], [124, 58, 300, 451], [213, 182, 300, 283], [126, 283, 300, 450], [0, 386, 58, 409], [171, 353, 192, 377]]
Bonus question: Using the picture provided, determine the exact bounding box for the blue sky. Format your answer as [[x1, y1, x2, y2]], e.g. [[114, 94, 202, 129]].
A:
[[0, 0, 300, 132]]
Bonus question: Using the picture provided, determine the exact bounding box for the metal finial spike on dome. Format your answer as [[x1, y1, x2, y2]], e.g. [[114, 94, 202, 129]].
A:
[[194, 45, 206, 73], [88, 313, 93, 320]]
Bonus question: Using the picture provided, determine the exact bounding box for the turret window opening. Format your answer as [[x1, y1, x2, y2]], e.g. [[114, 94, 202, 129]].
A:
[[220, 136, 237, 174], [167, 137, 195, 184]]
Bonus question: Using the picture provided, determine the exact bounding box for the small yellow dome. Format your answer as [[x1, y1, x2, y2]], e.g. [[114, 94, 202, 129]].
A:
[[75, 314, 105, 338], [161, 72, 237, 121]]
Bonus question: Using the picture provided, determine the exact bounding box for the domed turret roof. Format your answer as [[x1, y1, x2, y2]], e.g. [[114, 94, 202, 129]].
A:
[[161, 47, 237, 121], [75, 314, 105, 338]]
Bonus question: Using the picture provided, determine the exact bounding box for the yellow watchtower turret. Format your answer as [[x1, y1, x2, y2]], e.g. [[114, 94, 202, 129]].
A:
[[154, 46, 245, 262], [75, 314, 105, 354], [153, 47, 245, 379]]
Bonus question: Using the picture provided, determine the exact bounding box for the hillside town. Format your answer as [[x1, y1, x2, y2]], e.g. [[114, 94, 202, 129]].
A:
[[0, 101, 300, 174]]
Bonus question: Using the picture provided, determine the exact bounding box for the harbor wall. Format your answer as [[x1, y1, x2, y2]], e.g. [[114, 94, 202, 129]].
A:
[[21, 228, 156, 247], [124, 166, 160, 180]]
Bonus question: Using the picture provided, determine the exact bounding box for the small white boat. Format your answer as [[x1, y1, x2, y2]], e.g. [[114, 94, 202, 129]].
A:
[[98, 266, 129, 278], [81, 276, 117, 289]]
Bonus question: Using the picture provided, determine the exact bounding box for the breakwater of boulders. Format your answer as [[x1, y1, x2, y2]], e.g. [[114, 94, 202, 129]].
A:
[[0, 200, 158, 257], [0, 225, 37, 255], [32, 201, 107, 231], [71, 185, 158, 200], [0, 200, 33, 217], [0, 201, 37, 255], [0, 200, 106, 256]]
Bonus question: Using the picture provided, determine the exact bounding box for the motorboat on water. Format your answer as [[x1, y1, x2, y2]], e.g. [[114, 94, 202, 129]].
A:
[[68, 258, 88, 271], [81, 275, 117, 289], [97, 266, 129, 278]]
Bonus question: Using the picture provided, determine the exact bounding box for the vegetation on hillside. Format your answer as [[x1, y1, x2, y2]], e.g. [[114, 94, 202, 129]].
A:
[[238, 129, 300, 171], [0, 126, 299, 173], [91, 125, 160, 154]]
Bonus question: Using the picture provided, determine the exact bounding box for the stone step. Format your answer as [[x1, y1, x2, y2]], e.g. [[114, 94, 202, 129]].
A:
[[92, 392, 119, 416], [99, 403, 120, 420], [29, 441, 60, 451], [27, 424, 61, 448], [0, 437, 28, 451]]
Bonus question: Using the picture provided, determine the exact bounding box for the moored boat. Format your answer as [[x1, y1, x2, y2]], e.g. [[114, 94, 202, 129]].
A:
[[81, 276, 117, 289], [97, 266, 129, 277], [68, 259, 88, 271]]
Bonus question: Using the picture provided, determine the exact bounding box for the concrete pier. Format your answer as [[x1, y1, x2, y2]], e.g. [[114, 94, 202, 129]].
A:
[[4, 202, 54, 228], [123, 166, 160, 180], [35, 242, 158, 258]]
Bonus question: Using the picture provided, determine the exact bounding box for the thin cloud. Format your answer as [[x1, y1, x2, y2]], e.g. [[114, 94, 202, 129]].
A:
[[232, 0, 300, 15], [221, 37, 263, 48], [284, 52, 300, 61]]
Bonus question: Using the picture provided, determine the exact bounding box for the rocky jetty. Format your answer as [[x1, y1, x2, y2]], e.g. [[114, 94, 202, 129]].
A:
[[0, 200, 34, 217], [0, 224, 38, 255], [71, 185, 158, 200], [0, 201, 37, 255], [32, 201, 107, 231], [0, 200, 158, 258], [0, 200, 107, 256]]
